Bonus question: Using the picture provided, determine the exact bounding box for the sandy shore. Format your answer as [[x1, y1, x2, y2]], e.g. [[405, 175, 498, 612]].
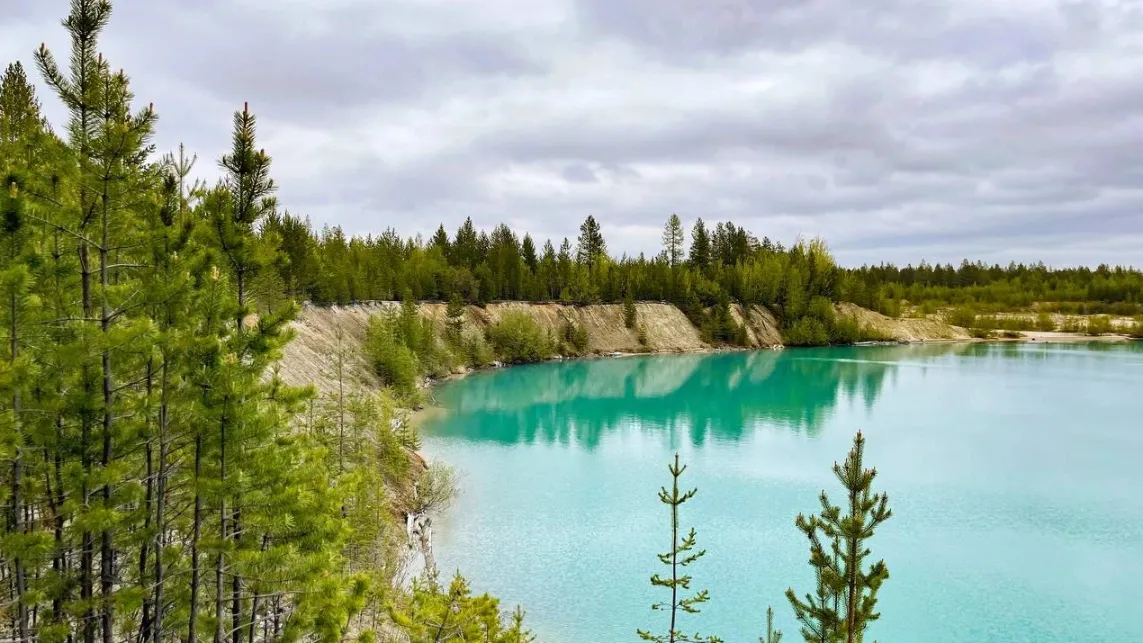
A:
[[989, 331, 1136, 343]]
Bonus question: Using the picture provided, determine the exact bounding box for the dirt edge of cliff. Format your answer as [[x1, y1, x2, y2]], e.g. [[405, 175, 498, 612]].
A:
[[280, 301, 967, 397]]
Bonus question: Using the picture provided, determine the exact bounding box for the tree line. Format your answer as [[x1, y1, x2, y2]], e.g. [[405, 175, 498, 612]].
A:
[[261, 213, 1143, 346], [264, 210, 899, 346], [851, 260, 1143, 316]]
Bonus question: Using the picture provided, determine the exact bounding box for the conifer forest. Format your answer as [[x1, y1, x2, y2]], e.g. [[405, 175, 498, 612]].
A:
[[1, 2, 1140, 643]]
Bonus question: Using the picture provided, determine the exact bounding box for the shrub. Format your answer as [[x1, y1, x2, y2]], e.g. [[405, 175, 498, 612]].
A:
[[560, 318, 590, 356], [832, 316, 893, 344], [1060, 316, 1085, 333], [637, 324, 649, 348], [784, 317, 831, 346], [1086, 315, 1114, 336], [946, 306, 977, 328], [460, 330, 495, 367], [832, 316, 862, 344], [1128, 316, 1143, 339], [1035, 312, 1056, 332], [876, 296, 902, 318], [485, 311, 554, 363]]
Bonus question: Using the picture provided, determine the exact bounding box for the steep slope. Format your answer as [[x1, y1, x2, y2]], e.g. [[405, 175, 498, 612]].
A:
[[279, 301, 965, 396]]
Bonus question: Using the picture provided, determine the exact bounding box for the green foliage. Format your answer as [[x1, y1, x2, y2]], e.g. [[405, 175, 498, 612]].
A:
[[831, 317, 891, 344], [366, 314, 421, 395], [784, 318, 831, 347], [701, 291, 749, 346], [1035, 311, 1057, 332], [624, 291, 638, 329], [560, 317, 590, 356], [786, 432, 892, 643], [388, 573, 533, 643], [446, 292, 467, 341], [638, 454, 722, 643], [1085, 315, 1114, 336], [485, 311, 554, 363], [1128, 316, 1143, 339], [946, 306, 978, 328], [365, 298, 449, 394], [663, 214, 685, 268]]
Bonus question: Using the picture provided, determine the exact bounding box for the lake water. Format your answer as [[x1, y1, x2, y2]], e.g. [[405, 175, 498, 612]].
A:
[[420, 342, 1143, 643]]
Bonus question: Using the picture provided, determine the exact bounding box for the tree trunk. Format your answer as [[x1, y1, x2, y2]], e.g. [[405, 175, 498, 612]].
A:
[[215, 412, 227, 643], [79, 239, 95, 643], [152, 357, 170, 643], [188, 433, 203, 643], [100, 176, 116, 643], [139, 359, 155, 643], [10, 278, 29, 643]]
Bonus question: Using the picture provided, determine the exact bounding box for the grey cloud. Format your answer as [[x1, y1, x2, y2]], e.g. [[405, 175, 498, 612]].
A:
[[561, 163, 599, 183], [573, 0, 1065, 66], [93, 1, 545, 123]]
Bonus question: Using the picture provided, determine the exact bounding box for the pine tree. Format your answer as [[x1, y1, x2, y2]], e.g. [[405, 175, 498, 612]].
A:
[[430, 223, 451, 260], [520, 233, 538, 273], [689, 219, 711, 271], [576, 215, 606, 267], [624, 290, 638, 329], [638, 453, 721, 643], [786, 432, 892, 643], [446, 292, 466, 342], [662, 214, 684, 269]]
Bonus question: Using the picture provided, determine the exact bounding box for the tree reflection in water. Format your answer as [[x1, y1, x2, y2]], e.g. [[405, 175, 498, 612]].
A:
[[422, 343, 983, 449]]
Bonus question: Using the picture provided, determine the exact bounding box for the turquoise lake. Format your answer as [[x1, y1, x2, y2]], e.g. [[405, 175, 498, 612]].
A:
[[420, 342, 1143, 643]]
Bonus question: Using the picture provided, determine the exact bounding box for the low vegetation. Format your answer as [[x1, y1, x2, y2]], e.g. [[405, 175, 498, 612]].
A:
[[485, 312, 557, 363]]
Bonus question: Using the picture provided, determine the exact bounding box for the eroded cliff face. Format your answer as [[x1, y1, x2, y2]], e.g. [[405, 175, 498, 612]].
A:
[[278, 301, 963, 396]]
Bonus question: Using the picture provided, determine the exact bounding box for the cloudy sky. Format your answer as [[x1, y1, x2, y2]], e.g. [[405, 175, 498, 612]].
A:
[[4, 0, 1143, 267]]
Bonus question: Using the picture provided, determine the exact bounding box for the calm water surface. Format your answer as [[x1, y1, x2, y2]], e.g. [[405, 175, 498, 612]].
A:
[[420, 342, 1143, 643]]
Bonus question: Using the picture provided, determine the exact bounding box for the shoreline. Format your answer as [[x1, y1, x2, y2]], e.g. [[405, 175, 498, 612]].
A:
[[410, 331, 1138, 426], [424, 331, 1136, 382]]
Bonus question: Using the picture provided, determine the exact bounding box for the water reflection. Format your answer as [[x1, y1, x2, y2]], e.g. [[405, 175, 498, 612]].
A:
[[423, 343, 986, 447]]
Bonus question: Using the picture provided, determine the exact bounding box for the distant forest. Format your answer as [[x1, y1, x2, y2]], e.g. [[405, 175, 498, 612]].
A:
[[261, 211, 1143, 316]]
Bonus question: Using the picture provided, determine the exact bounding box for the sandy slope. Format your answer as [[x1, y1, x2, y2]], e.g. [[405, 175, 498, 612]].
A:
[[279, 301, 969, 396]]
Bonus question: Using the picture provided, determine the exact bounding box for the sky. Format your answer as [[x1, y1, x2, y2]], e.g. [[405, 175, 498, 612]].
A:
[[3, 0, 1143, 268]]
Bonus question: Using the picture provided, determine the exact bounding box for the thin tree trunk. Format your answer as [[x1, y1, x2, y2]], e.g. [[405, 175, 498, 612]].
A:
[[188, 433, 203, 643], [10, 273, 30, 643], [100, 162, 116, 643], [215, 412, 227, 643], [231, 268, 246, 643], [138, 358, 156, 643], [152, 356, 170, 643], [668, 468, 678, 643], [246, 536, 269, 643], [80, 239, 95, 643], [846, 492, 859, 643], [232, 506, 242, 643]]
